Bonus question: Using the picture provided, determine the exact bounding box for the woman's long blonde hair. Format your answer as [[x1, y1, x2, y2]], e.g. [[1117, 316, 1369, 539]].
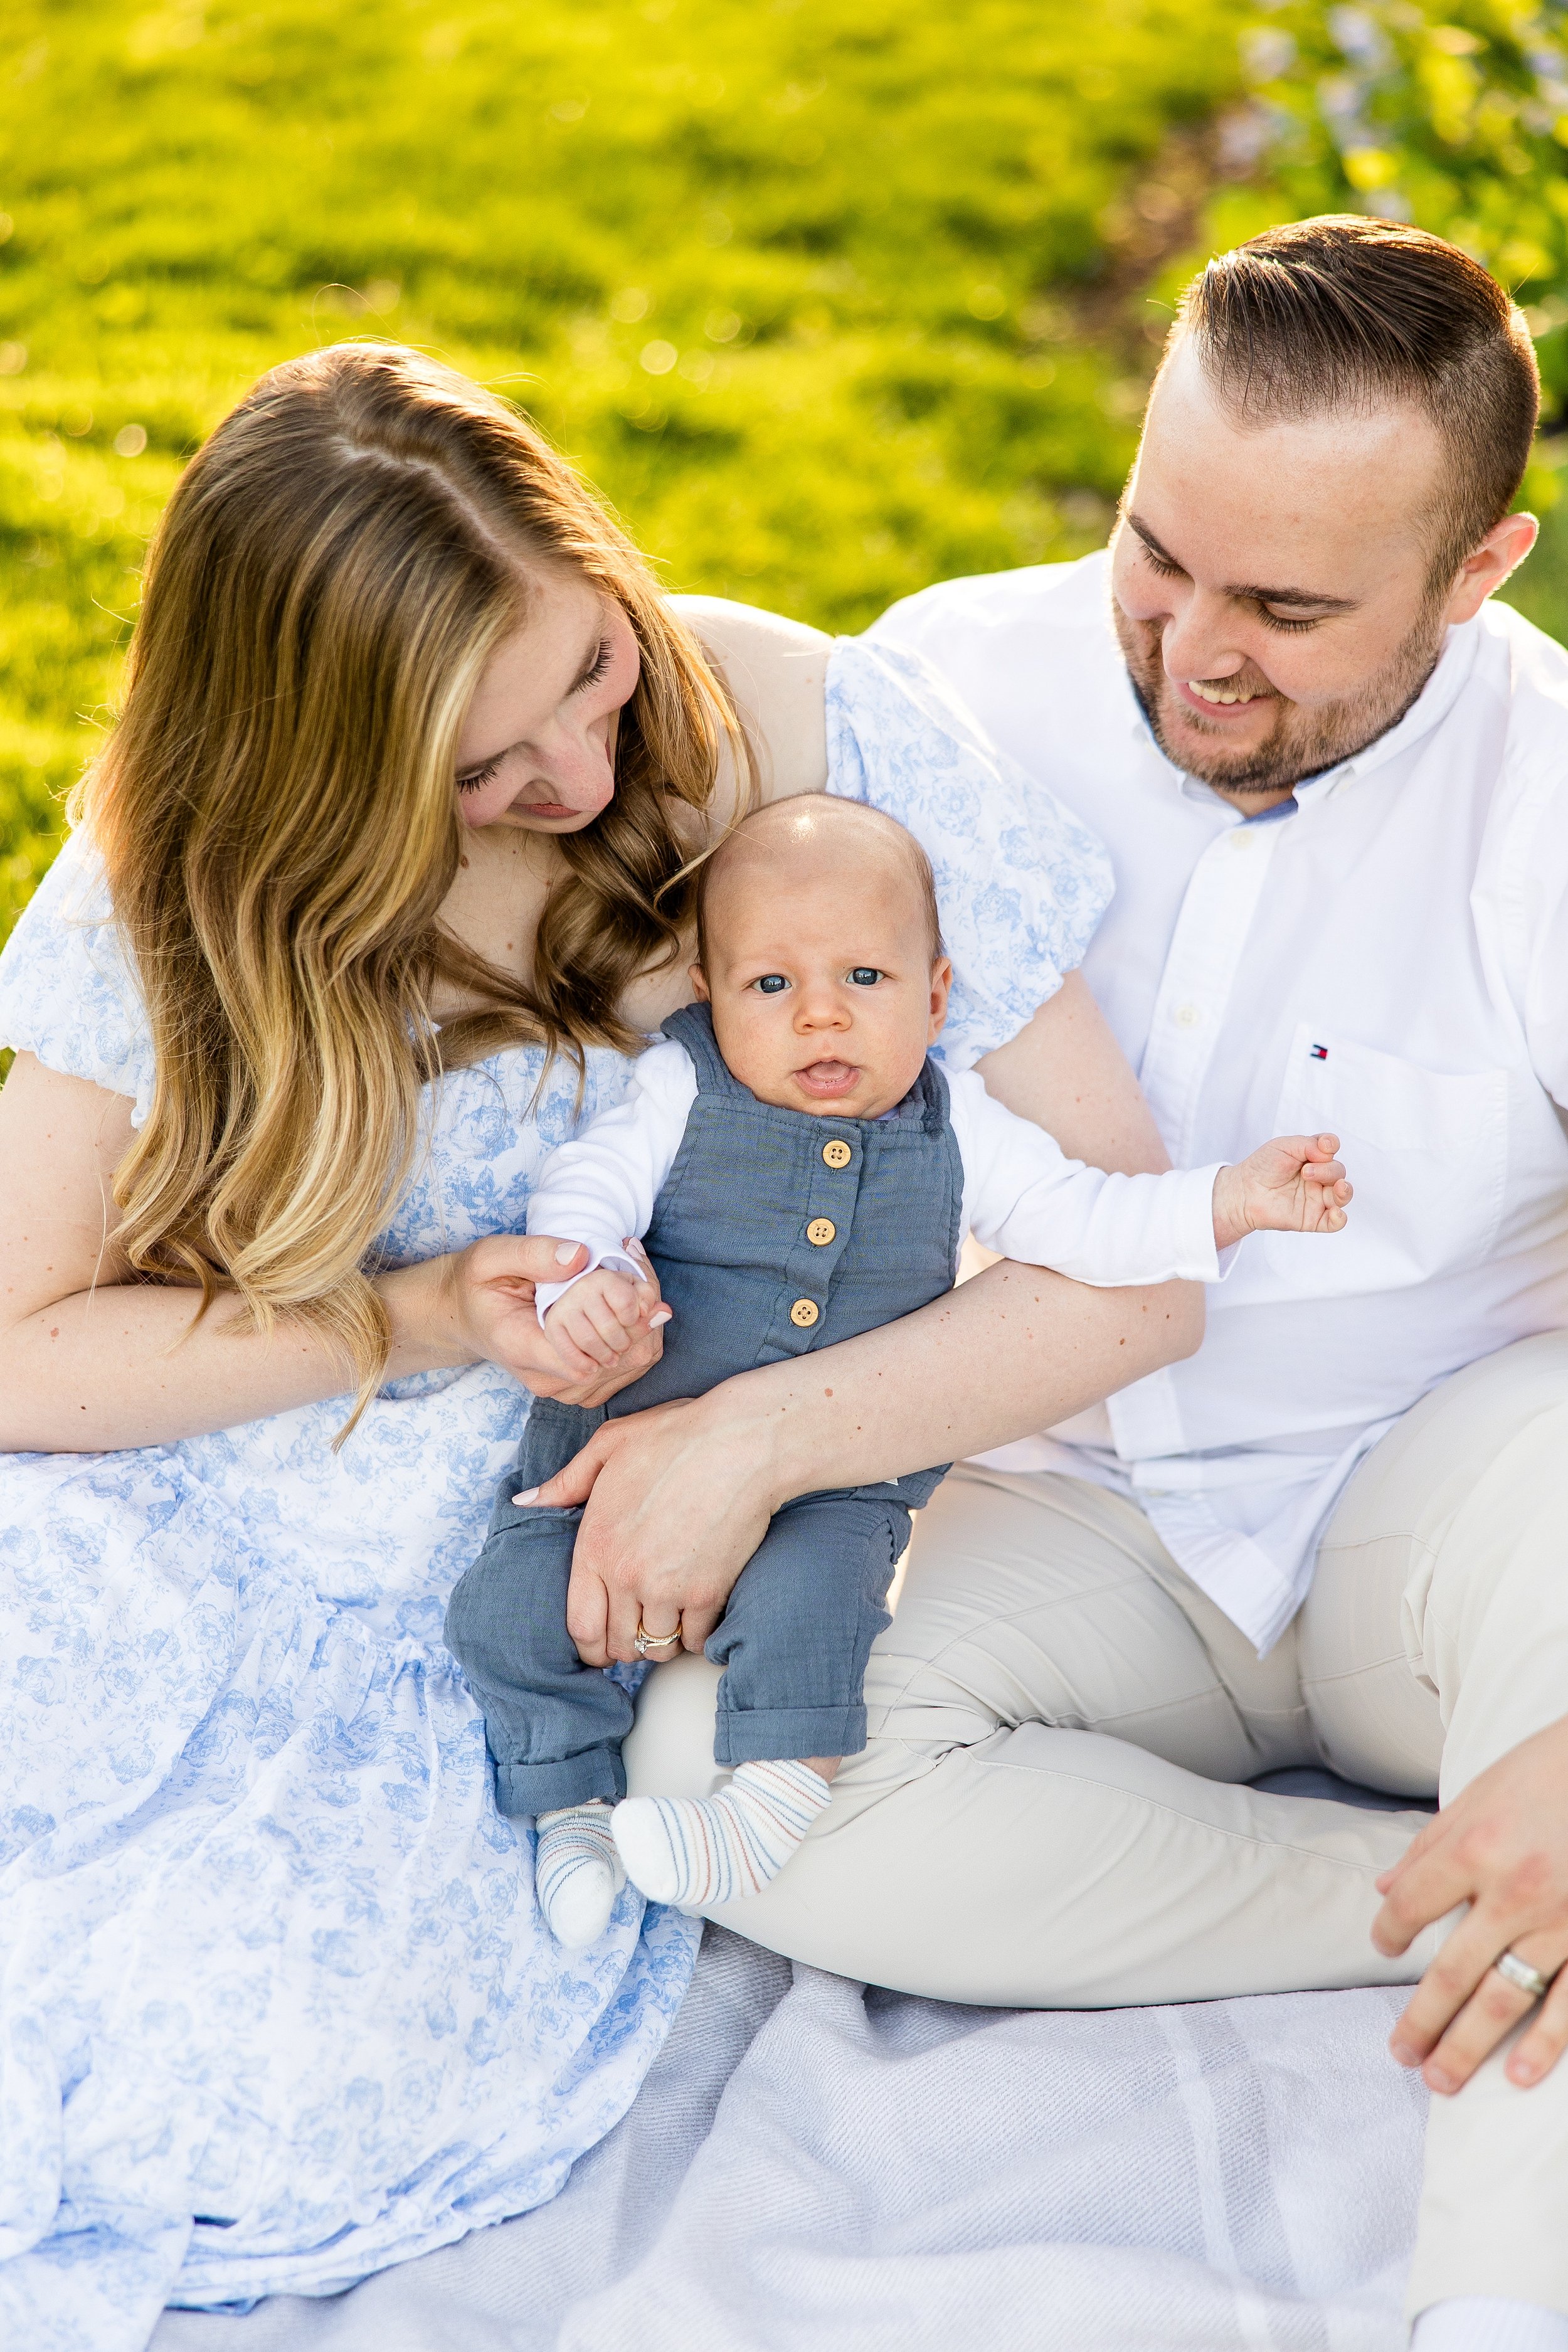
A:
[[73, 342, 742, 1421]]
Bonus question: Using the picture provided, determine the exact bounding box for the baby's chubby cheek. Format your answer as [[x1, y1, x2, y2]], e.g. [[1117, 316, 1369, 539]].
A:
[[704, 1003, 779, 1097]]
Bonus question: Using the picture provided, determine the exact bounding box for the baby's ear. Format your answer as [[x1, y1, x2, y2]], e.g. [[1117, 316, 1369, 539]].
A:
[[689, 963, 710, 1001], [928, 954, 954, 1038]]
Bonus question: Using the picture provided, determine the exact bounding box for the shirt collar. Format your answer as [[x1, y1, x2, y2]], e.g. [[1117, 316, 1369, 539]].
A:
[[1116, 608, 1484, 814]]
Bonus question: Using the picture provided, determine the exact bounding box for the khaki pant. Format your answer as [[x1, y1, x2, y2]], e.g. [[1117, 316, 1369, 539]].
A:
[[626, 1331, 1568, 2319]]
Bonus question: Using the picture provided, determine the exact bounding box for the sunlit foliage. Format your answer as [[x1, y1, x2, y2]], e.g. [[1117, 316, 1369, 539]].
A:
[[2, 0, 1566, 946]]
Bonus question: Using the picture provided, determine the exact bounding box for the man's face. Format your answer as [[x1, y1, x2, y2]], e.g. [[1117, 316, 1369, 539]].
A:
[[1109, 339, 1451, 803]]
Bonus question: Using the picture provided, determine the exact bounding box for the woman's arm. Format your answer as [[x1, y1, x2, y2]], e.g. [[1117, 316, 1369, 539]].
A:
[[0, 1054, 665, 1451], [675, 595, 830, 816], [974, 970, 1172, 1177], [551, 1261, 1193, 1664], [538, 975, 1202, 1662]]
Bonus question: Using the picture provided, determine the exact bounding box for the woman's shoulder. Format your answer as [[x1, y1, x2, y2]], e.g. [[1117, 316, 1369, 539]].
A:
[[820, 630, 1115, 1068], [0, 828, 156, 1123], [670, 594, 830, 802]]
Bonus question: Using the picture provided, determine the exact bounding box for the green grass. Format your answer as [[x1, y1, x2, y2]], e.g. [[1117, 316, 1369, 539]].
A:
[[4, 0, 1568, 946]]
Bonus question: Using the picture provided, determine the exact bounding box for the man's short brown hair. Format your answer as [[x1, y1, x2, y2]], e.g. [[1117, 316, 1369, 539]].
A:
[[1174, 216, 1540, 583]]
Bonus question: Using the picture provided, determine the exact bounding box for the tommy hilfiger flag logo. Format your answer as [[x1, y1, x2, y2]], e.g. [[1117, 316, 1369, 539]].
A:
[[1310, 1044, 1329, 1061]]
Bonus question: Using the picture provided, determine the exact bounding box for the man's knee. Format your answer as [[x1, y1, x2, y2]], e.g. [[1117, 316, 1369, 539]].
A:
[[624, 1652, 728, 1799]]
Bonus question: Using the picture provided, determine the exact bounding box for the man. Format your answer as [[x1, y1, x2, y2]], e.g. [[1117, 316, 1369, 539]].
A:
[[859, 218, 1568, 2351], [553, 217, 1568, 2346]]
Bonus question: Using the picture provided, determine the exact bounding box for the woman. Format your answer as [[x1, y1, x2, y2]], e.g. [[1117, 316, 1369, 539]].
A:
[[0, 343, 1188, 2339]]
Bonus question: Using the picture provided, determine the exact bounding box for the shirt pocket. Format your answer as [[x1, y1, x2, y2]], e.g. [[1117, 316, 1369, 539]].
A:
[[1257, 1024, 1508, 1298]]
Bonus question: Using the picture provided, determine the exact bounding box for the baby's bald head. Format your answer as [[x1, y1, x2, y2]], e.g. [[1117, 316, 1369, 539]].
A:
[[694, 797, 943, 974], [689, 795, 952, 1119]]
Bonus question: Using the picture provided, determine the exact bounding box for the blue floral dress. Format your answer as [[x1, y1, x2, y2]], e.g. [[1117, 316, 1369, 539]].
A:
[[0, 637, 1111, 2349]]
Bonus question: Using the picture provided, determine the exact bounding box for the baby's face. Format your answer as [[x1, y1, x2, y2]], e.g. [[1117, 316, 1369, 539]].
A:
[[694, 846, 951, 1120]]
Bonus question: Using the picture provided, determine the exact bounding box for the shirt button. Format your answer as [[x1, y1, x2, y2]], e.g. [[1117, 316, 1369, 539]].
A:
[[1174, 1002, 1202, 1028], [790, 1298, 820, 1328], [822, 1139, 852, 1169], [1227, 827, 1253, 850], [806, 1217, 836, 1246]]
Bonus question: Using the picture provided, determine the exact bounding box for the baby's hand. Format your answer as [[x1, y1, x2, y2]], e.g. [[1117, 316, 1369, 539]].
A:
[[1212, 1133, 1352, 1251], [543, 1246, 671, 1380]]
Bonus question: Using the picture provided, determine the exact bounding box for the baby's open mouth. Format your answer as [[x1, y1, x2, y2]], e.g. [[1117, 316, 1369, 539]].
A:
[[795, 1060, 861, 1097]]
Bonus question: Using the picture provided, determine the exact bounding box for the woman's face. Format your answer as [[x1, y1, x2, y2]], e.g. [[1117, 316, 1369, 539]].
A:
[[453, 573, 641, 834]]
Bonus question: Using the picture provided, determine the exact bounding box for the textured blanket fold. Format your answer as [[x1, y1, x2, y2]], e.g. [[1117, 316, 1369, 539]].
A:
[[155, 1920, 1426, 2352]]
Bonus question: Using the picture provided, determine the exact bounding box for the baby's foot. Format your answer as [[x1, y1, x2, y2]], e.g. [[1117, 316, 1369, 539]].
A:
[[612, 1760, 832, 1909], [535, 1800, 623, 1950]]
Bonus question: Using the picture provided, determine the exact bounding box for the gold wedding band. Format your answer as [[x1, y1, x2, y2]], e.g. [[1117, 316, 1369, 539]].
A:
[[633, 1619, 682, 1657]]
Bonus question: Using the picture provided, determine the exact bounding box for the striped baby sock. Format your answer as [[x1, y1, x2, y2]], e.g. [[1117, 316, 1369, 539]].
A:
[[612, 1760, 833, 1909], [534, 1800, 623, 1951]]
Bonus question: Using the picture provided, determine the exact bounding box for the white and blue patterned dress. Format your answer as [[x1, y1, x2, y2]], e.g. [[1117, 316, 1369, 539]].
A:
[[0, 637, 1111, 2349]]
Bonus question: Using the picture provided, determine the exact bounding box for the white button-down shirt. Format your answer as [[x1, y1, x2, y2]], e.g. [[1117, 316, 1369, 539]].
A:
[[870, 552, 1568, 1650]]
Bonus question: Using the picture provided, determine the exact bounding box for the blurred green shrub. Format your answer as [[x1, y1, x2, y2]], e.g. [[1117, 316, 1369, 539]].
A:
[[1215, 0, 1568, 632], [2, 0, 1567, 943]]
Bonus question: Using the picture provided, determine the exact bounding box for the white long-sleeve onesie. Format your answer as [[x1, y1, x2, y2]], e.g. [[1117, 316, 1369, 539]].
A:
[[528, 1039, 1227, 1320]]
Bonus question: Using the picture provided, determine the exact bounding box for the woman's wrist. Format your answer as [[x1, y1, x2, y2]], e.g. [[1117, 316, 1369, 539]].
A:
[[687, 1362, 830, 1515], [379, 1254, 483, 1377]]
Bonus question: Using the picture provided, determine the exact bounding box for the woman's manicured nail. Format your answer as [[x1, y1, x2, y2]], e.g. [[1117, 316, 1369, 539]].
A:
[[512, 1486, 540, 1505], [1508, 2057, 1540, 2085], [554, 1242, 580, 1264], [649, 1308, 672, 1328], [1425, 2065, 1454, 2094], [1390, 2041, 1415, 2067]]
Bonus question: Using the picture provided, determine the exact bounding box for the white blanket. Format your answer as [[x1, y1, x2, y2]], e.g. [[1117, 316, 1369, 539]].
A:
[[154, 1919, 1427, 2352]]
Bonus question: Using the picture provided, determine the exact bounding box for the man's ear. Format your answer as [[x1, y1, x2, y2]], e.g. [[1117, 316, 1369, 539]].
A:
[[689, 963, 710, 1001], [1441, 511, 1540, 626]]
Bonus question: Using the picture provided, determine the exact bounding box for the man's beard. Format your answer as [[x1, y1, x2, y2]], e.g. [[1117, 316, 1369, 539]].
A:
[[1113, 603, 1445, 800]]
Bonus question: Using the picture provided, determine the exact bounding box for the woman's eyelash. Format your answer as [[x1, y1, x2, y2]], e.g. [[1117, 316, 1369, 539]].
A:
[[456, 640, 614, 791], [573, 637, 614, 692]]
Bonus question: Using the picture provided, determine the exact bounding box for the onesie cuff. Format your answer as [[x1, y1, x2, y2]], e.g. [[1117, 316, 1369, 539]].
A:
[[533, 1241, 646, 1325], [1170, 1163, 1226, 1284]]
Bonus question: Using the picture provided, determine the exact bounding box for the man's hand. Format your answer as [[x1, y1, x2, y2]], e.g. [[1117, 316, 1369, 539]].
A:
[[1373, 1714, 1568, 2095], [1212, 1132, 1352, 1251], [543, 1254, 672, 1382]]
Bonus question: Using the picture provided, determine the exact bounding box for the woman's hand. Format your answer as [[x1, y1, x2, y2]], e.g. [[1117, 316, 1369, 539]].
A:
[[1374, 1712, 1568, 2095], [525, 1252, 1201, 1669], [420, 1232, 668, 1407], [526, 1391, 783, 1665]]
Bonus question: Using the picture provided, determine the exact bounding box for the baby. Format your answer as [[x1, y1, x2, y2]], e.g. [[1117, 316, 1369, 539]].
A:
[[444, 797, 1352, 1950]]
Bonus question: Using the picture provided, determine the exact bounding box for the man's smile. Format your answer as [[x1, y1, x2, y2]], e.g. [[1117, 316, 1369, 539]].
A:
[[1173, 676, 1276, 718]]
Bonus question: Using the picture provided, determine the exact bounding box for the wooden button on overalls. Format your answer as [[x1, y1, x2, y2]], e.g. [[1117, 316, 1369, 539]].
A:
[[790, 1298, 820, 1328], [806, 1217, 836, 1246], [822, 1139, 852, 1169]]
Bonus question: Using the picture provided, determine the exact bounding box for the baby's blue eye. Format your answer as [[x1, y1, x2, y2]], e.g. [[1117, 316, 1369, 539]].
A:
[[755, 974, 789, 994], [849, 967, 881, 987]]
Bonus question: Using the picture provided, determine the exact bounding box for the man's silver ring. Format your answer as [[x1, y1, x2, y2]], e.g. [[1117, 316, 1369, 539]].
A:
[[634, 1620, 682, 1658], [1495, 1948, 1559, 2001]]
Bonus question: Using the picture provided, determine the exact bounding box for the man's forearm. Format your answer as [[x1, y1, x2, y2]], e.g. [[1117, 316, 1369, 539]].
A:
[[716, 1259, 1201, 1511]]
